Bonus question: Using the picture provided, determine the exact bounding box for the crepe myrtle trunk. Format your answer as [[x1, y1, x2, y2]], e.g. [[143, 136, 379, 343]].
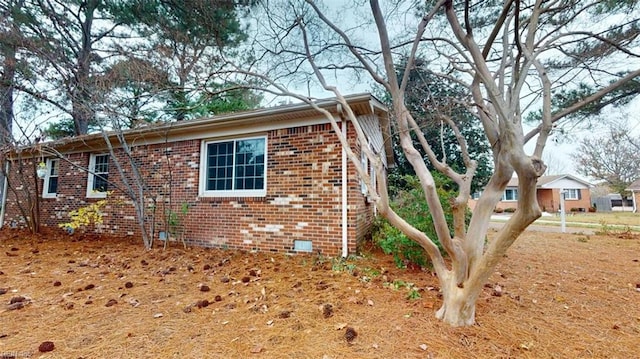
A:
[[434, 169, 541, 326]]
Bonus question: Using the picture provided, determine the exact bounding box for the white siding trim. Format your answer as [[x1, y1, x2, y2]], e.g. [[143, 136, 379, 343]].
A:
[[86, 153, 109, 199], [42, 158, 59, 199]]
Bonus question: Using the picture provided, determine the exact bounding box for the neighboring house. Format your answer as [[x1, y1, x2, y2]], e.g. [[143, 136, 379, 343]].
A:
[[1, 94, 393, 256], [626, 179, 640, 213], [470, 174, 593, 213]]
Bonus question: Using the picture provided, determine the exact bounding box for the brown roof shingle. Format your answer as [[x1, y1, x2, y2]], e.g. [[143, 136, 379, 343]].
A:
[[627, 179, 640, 191]]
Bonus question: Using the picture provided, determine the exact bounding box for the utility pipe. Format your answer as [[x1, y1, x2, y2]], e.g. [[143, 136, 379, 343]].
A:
[[341, 119, 348, 258]]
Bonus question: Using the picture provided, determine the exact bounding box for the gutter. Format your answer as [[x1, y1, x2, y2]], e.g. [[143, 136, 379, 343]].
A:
[[341, 118, 348, 258]]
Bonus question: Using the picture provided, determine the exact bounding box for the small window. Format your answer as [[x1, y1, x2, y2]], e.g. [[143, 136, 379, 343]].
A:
[[565, 188, 581, 200], [502, 188, 518, 201], [87, 154, 109, 198], [199, 136, 266, 197], [42, 158, 59, 198]]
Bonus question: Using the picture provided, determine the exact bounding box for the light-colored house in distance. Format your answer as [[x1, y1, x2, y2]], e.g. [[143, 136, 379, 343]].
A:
[[470, 174, 593, 213]]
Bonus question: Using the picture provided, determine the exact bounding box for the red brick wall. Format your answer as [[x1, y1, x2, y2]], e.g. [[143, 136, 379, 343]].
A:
[[4, 123, 375, 256]]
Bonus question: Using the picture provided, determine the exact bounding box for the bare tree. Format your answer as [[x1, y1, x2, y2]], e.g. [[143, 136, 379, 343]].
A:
[[229, 0, 640, 326], [572, 124, 640, 196], [542, 152, 567, 176]]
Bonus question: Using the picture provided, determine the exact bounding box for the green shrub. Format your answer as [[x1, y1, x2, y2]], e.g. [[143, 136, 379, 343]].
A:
[[503, 207, 516, 213], [372, 173, 469, 268]]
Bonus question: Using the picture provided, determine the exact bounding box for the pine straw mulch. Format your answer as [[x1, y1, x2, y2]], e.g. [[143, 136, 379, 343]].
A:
[[0, 228, 639, 358]]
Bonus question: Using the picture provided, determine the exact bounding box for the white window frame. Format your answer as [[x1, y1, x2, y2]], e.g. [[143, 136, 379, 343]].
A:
[[502, 188, 518, 201], [87, 153, 109, 198], [42, 158, 59, 198], [565, 188, 580, 200], [199, 135, 267, 198], [360, 149, 368, 194]]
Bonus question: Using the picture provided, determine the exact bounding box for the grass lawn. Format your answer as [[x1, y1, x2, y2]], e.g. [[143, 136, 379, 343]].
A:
[[536, 211, 640, 228], [492, 212, 640, 231]]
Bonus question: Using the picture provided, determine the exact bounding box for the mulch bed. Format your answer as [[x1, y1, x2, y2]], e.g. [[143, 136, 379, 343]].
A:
[[0, 228, 638, 358]]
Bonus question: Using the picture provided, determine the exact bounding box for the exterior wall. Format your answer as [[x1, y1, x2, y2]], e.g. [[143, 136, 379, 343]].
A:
[[560, 189, 592, 213], [537, 189, 555, 212], [3, 123, 374, 256], [495, 200, 518, 212]]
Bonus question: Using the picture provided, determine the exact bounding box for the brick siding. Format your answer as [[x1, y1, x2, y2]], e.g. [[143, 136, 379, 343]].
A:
[[4, 122, 376, 256]]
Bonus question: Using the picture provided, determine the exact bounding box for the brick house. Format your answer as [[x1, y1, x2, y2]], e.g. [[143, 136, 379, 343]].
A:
[[627, 179, 640, 213], [470, 174, 593, 213], [1, 94, 393, 256]]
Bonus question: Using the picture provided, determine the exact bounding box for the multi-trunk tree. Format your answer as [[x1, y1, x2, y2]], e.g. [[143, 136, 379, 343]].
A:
[[234, 0, 640, 326]]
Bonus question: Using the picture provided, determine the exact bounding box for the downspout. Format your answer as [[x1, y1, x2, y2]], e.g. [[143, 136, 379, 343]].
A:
[[341, 118, 348, 258], [633, 190, 637, 213], [0, 161, 9, 227]]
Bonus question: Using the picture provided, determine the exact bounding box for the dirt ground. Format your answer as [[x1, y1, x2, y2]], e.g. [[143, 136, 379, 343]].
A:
[[0, 228, 639, 358]]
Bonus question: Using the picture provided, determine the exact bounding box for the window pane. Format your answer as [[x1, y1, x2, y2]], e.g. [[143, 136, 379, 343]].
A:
[[504, 189, 518, 201], [47, 160, 59, 195], [206, 142, 233, 191], [234, 138, 265, 190], [93, 174, 108, 192], [48, 177, 58, 194], [50, 160, 59, 176], [204, 138, 266, 194], [565, 189, 579, 200], [216, 179, 227, 190], [95, 155, 109, 174]]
